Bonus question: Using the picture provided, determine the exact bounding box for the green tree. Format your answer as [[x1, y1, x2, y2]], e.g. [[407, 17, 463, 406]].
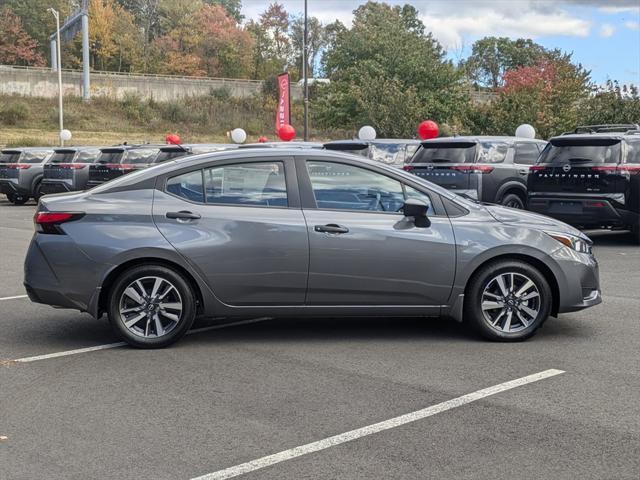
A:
[[205, 0, 243, 23], [289, 15, 326, 79], [462, 37, 547, 89], [579, 81, 640, 126], [317, 1, 469, 137]]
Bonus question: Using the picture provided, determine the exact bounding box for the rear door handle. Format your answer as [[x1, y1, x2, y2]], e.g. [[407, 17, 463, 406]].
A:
[[314, 224, 349, 234], [166, 211, 201, 220]]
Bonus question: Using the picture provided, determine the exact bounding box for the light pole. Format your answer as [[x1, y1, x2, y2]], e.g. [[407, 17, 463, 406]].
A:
[[48, 8, 65, 147], [303, 0, 309, 141]]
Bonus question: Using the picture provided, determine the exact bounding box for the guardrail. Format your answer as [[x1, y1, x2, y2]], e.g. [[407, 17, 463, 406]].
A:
[[0, 64, 263, 84]]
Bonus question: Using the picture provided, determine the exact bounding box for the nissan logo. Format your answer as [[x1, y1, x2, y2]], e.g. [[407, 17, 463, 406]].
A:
[[562, 164, 572, 173]]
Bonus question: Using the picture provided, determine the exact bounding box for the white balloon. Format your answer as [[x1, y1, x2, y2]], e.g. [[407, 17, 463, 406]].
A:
[[515, 124, 536, 139], [358, 125, 376, 141], [59, 129, 72, 141], [230, 128, 247, 144]]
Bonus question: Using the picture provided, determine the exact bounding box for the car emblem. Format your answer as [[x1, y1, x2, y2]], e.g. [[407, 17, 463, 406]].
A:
[[562, 164, 571, 173], [426, 165, 434, 170]]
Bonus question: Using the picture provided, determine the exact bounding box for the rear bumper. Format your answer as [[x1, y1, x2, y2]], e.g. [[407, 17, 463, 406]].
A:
[[0, 179, 29, 196], [40, 181, 72, 194], [527, 196, 634, 227]]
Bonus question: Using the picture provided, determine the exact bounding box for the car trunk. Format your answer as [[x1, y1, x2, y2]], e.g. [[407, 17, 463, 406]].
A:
[[90, 149, 126, 183], [529, 138, 622, 196], [404, 142, 479, 192], [44, 150, 77, 181]]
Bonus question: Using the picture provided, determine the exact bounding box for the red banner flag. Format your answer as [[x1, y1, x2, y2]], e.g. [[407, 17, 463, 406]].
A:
[[275, 72, 291, 133]]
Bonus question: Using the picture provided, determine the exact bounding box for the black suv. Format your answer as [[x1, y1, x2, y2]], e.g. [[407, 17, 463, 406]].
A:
[[41, 146, 102, 194], [404, 136, 547, 209], [528, 125, 640, 242], [87, 145, 163, 188]]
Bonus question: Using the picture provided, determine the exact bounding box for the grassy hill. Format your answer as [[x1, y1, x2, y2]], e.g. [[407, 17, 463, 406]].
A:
[[0, 93, 339, 147]]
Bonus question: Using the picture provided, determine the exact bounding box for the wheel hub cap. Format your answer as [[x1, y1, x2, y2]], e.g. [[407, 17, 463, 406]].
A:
[[481, 272, 541, 333]]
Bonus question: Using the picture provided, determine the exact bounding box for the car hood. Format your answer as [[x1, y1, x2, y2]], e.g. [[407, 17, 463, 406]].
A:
[[485, 205, 589, 241]]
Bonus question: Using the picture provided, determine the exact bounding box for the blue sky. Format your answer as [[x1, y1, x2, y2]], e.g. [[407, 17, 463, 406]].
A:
[[241, 0, 640, 85]]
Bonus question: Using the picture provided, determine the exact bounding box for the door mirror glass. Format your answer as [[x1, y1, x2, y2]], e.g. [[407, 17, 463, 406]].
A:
[[403, 198, 431, 228]]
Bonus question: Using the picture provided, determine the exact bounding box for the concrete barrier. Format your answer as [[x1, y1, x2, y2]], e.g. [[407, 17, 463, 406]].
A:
[[0, 65, 303, 101]]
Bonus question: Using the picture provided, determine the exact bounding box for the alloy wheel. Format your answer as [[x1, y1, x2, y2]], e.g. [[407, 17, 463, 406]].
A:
[[481, 272, 541, 333], [118, 276, 183, 338]]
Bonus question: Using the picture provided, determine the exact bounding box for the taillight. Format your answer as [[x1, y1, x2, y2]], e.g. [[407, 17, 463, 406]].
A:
[[34, 211, 84, 234], [59, 163, 86, 169], [618, 165, 640, 175], [591, 166, 618, 173], [451, 165, 494, 174], [7, 163, 31, 169], [119, 164, 138, 170], [530, 166, 546, 171], [402, 165, 415, 172]]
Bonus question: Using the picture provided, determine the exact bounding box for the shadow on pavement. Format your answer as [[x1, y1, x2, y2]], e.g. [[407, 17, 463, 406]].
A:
[[585, 229, 638, 247]]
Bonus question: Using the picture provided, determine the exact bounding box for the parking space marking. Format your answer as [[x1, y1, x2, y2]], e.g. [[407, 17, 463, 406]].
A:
[[11, 317, 271, 364], [191, 369, 565, 480], [0, 295, 28, 301]]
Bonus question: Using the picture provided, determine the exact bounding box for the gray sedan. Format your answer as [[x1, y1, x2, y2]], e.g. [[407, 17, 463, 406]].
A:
[[24, 148, 601, 348]]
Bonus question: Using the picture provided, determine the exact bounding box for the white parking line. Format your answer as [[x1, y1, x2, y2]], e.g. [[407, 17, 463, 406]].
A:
[[190, 369, 565, 480], [0, 295, 28, 301], [12, 317, 271, 364]]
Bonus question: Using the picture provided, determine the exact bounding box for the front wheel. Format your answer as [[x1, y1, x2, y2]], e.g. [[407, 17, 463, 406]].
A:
[[107, 265, 196, 348], [500, 193, 524, 209], [464, 260, 552, 341]]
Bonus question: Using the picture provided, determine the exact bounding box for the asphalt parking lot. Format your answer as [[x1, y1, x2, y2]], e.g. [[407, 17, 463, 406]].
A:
[[1, 197, 639, 480]]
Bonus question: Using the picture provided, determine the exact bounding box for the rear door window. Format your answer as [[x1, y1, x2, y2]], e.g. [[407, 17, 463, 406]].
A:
[[539, 138, 621, 165], [478, 142, 509, 164], [626, 141, 640, 164], [514, 142, 540, 165], [204, 162, 288, 207], [21, 151, 50, 163], [75, 149, 101, 163], [125, 148, 159, 164], [166, 170, 204, 203]]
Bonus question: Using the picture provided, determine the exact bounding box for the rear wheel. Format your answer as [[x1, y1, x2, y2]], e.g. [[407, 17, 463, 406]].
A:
[[9, 193, 28, 205], [501, 193, 524, 209], [107, 265, 196, 348], [464, 260, 552, 341], [33, 182, 45, 202]]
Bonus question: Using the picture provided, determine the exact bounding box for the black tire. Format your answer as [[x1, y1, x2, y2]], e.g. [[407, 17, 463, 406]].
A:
[[631, 224, 640, 245], [5, 193, 15, 202], [107, 265, 196, 348], [500, 193, 524, 209], [464, 260, 552, 341], [9, 193, 29, 205], [33, 182, 45, 202]]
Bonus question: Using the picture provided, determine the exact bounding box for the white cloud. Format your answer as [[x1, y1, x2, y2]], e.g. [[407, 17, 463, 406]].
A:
[[599, 23, 616, 37], [625, 21, 640, 31]]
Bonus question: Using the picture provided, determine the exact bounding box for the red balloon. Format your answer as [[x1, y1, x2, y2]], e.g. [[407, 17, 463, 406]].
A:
[[417, 120, 438, 140], [277, 124, 296, 142], [258, 136, 268, 143], [165, 133, 181, 145]]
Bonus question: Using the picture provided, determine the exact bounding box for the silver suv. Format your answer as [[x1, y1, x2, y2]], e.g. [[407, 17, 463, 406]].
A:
[[0, 147, 54, 204]]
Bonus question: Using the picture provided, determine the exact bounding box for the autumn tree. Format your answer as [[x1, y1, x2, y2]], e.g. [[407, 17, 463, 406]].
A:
[[0, 6, 46, 66], [205, 0, 243, 23], [480, 52, 592, 138]]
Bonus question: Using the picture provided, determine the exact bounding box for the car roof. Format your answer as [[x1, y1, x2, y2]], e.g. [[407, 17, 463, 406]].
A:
[[100, 144, 163, 152], [238, 141, 323, 149], [1, 147, 54, 153], [420, 136, 546, 145], [550, 132, 640, 142], [53, 146, 102, 153]]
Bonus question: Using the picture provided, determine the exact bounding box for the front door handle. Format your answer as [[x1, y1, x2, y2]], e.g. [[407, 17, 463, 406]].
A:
[[314, 224, 349, 234], [166, 211, 201, 220], [518, 169, 529, 175]]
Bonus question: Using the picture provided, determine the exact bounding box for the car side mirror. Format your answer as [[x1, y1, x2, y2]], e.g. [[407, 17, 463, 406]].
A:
[[403, 198, 431, 228]]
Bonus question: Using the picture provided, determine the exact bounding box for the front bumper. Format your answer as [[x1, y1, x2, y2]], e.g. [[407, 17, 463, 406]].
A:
[[551, 246, 602, 313]]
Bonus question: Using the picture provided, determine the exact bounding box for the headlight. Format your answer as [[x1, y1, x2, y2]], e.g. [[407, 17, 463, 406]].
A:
[[545, 231, 592, 254]]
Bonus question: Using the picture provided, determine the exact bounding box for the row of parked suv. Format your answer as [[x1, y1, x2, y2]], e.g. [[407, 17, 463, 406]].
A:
[[2, 124, 639, 240]]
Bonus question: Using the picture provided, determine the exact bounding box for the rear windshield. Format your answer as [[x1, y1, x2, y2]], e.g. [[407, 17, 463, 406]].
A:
[[0, 152, 21, 163], [50, 151, 76, 163], [369, 143, 408, 165], [156, 149, 190, 163], [539, 138, 621, 165], [98, 150, 125, 164], [626, 141, 640, 164], [125, 148, 159, 164], [21, 151, 50, 163], [75, 149, 101, 163], [412, 142, 476, 164]]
